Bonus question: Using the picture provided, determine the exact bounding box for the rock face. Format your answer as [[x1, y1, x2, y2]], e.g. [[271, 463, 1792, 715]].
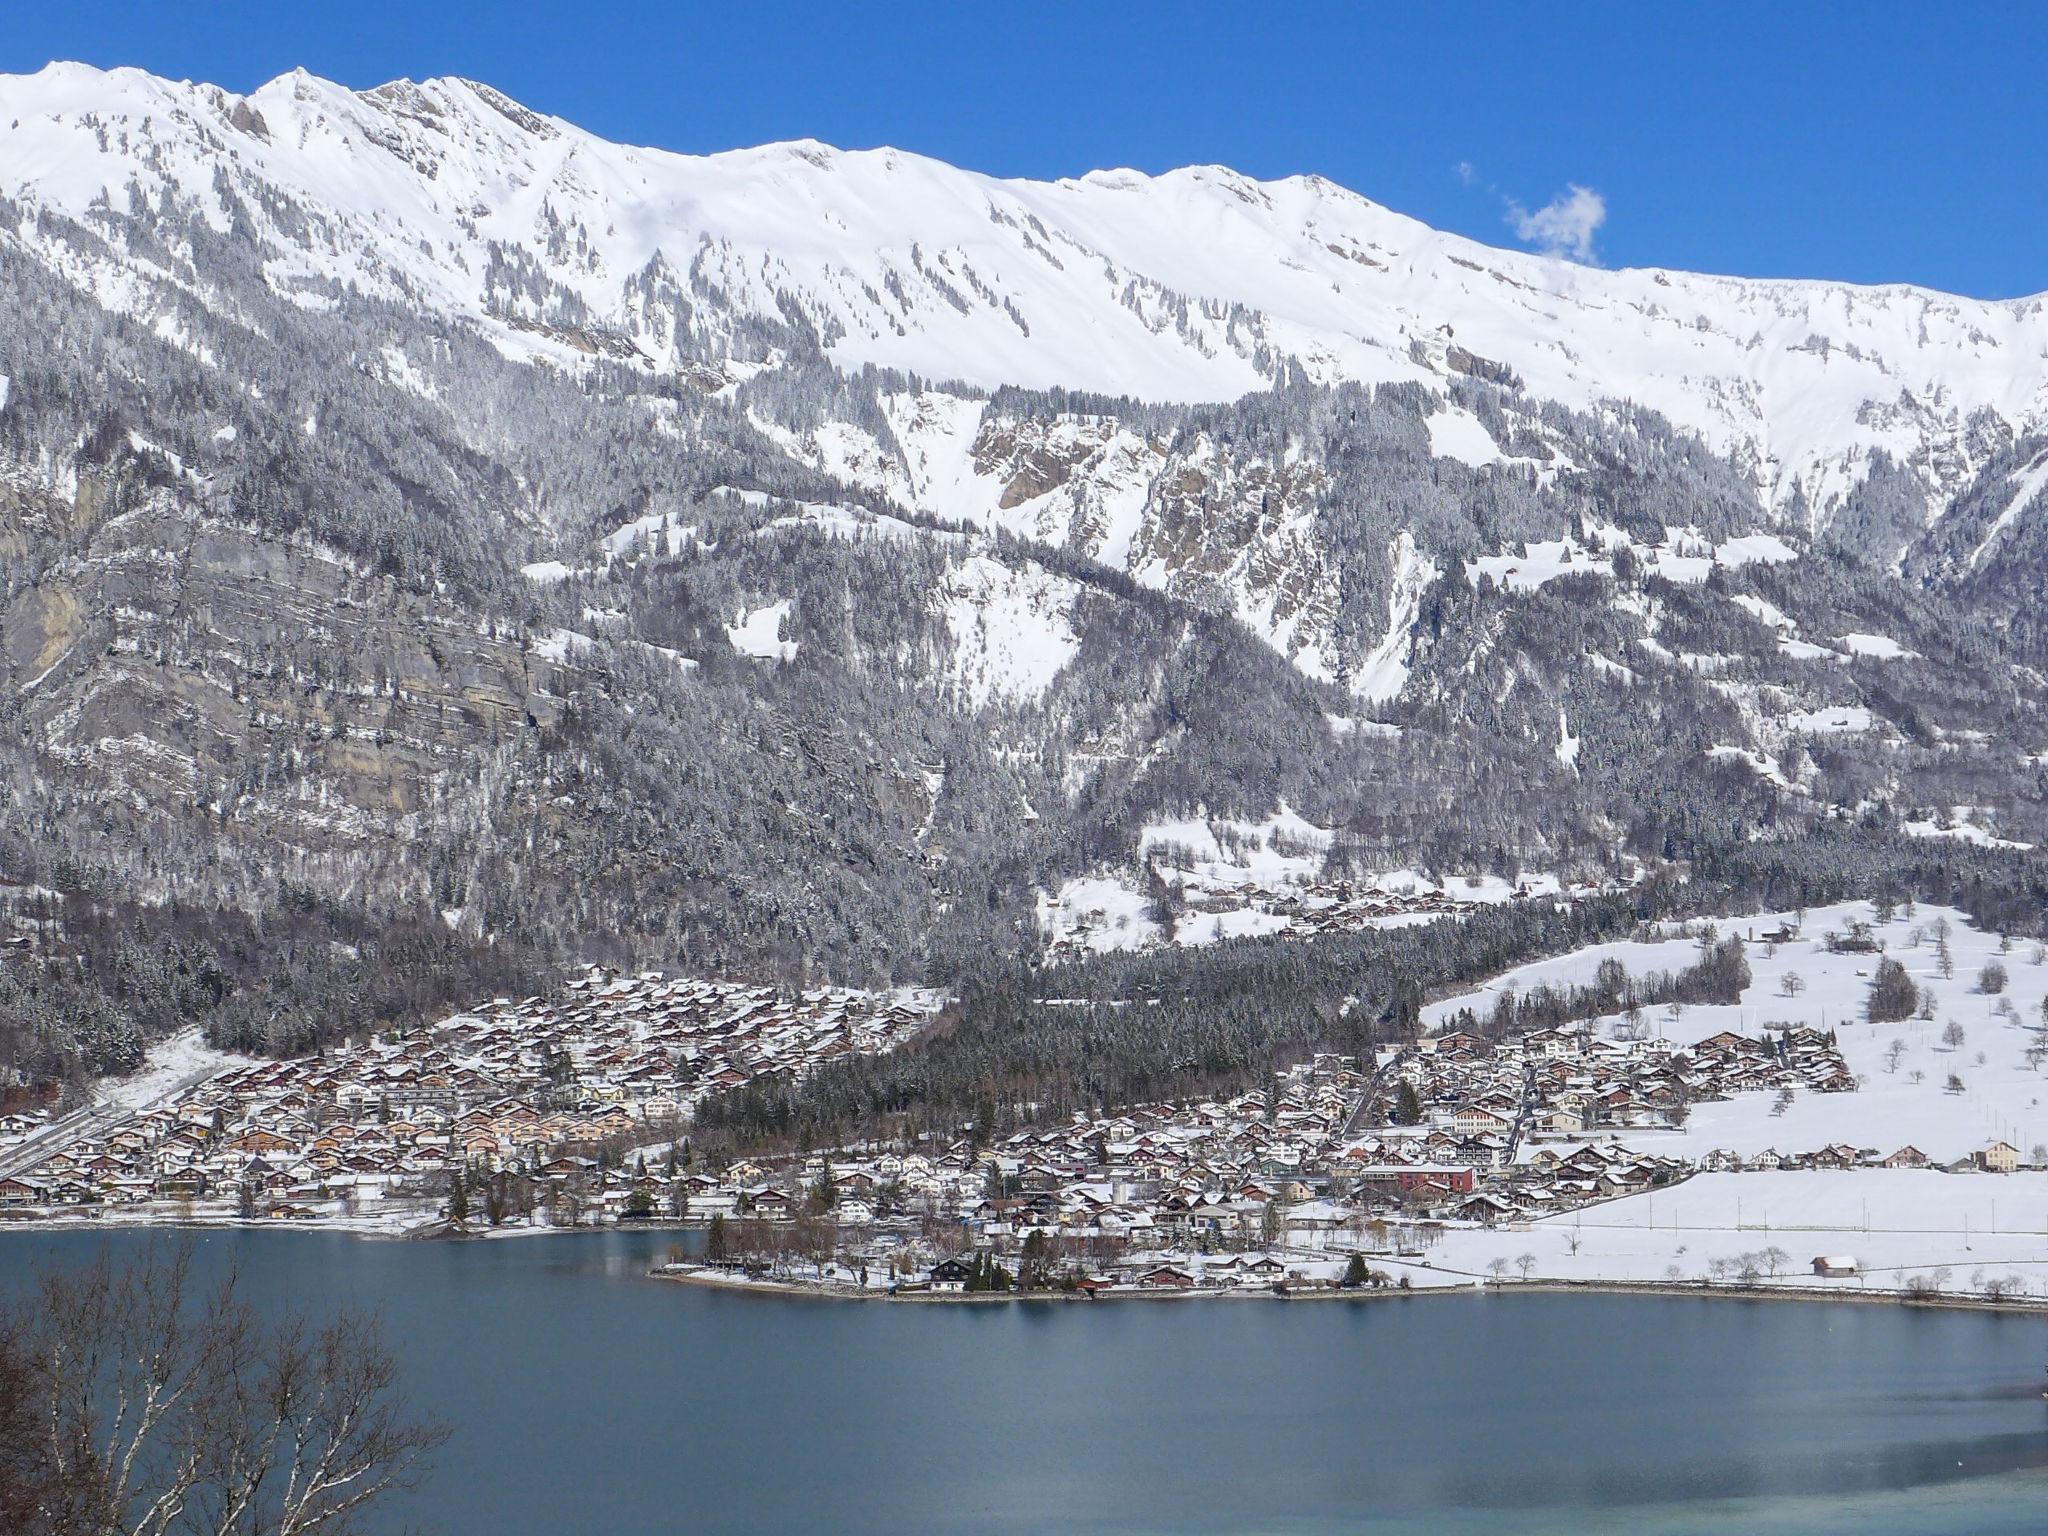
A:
[[1, 63, 2047, 1087]]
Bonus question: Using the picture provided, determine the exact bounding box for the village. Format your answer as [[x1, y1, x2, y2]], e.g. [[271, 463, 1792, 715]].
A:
[[0, 970, 936, 1230], [5, 901, 2048, 1306], [1038, 864, 1619, 962]]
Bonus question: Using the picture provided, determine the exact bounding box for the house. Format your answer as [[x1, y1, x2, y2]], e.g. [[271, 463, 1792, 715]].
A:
[[1450, 1104, 1513, 1138], [1457, 1193, 1515, 1225], [1537, 1106, 1586, 1137], [1811, 1255, 1858, 1278], [928, 1256, 976, 1292], [1977, 1141, 2020, 1174], [1139, 1264, 1195, 1288], [1882, 1146, 1929, 1170]]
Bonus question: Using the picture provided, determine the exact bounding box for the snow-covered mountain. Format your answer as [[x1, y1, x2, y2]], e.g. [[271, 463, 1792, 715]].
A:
[[7, 59, 2048, 1096], [5, 60, 2046, 526]]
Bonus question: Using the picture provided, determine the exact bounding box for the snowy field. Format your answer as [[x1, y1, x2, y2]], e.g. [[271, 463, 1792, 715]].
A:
[[1414, 1171, 2048, 1295], [1391, 901, 2048, 1297], [1428, 900, 2048, 1163]]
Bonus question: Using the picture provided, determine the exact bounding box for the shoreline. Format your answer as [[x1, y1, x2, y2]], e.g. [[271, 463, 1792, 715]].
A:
[[647, 1262, 2048, 1315], [0, 1210, 713, 1244], [11, 1218, 2048, 1317]]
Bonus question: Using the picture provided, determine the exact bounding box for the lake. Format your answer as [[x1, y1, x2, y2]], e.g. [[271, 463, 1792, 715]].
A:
[[4, 1228, 2047, 1534]]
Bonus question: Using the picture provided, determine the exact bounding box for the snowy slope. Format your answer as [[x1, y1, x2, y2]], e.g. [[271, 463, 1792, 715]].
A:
[[1429, 901, 2048, 1163], [6, 62, 2048, 521]]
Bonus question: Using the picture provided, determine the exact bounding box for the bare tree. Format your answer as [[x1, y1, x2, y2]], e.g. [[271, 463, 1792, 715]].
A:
[[0, 1315, 40, 1535], [5, 1239, 446, 1536], [1515, 1252, 1536, 1281]]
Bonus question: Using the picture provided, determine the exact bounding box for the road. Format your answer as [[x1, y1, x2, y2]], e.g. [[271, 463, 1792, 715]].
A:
[[0, 1059, 235, 1181], [1339, 1047, 1406, 1143]]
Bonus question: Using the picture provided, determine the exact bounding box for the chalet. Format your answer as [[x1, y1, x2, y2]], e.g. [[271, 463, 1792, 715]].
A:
[[1139, 1264, 1195, 1288], [1811, 1255, 1858, 1278], [1457, 1192, 1515, 1225], [1882, 1145, 1929, 1169], [928, 1256, 976, 1292]]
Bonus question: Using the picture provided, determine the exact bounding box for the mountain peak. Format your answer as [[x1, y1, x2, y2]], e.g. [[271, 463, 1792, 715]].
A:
[[2, 59, 2046, 518]]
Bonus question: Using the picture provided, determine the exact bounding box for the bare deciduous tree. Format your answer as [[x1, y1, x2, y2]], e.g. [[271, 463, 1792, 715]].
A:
[[2, 1239, 446, 1536]]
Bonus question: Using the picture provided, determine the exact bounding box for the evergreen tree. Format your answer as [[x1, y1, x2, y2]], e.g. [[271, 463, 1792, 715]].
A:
[[1391, 1080, 1425, 1126], [446, 1164, 469, 1224], [1867, 958, 1918, 1022]]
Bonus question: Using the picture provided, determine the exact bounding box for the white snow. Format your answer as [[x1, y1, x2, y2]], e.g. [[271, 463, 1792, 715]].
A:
[[1350, 532, 1436, 702], [725, 600, 798, 662], [1554, 710, 1581, 772], [1423, 404, 1502, 467], [941, 556, 1081, 707], [1781, 639, 1843, 662], [1139, 804, 1334, 893], [1839, 631, 1917, 660], [1781, 705, 1874, 735], [1035, 875, 1161, 954], [1900, 815, 2033, 852], [1471, 527, 1796, 594], [1430, 901, 2048, 1164], [1421, 1170, 2048, 1294], [532, 628, 597, 664], [1175, 908, 1295, 946], [8, 61, 2048, 522], [98, 1028, 256, 1113], [1966, 449, 2048, 571], [1326, 714, 1402, 740]]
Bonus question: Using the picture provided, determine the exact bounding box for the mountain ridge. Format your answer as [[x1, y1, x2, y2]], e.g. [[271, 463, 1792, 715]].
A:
[[3, 59, 2048, 1094], [6, 60, 2046, 526]]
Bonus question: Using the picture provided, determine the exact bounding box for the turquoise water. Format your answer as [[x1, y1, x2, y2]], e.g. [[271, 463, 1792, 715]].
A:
[[3, 1228, 2046, 1534]]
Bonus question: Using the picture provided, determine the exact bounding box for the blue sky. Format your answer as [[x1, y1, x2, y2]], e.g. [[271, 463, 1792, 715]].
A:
[[6, 1, 2044, 297]]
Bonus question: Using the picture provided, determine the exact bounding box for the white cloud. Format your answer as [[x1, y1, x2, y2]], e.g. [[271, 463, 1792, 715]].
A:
[[1505, 183, 1606, 263], [1454, 160, 1478, 186]]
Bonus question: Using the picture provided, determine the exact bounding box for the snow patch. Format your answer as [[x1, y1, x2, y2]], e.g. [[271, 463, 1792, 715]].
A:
[[942, 556, 1081, 707], [1423, 404, 1502, 467], [726, 600, 798, 662]]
